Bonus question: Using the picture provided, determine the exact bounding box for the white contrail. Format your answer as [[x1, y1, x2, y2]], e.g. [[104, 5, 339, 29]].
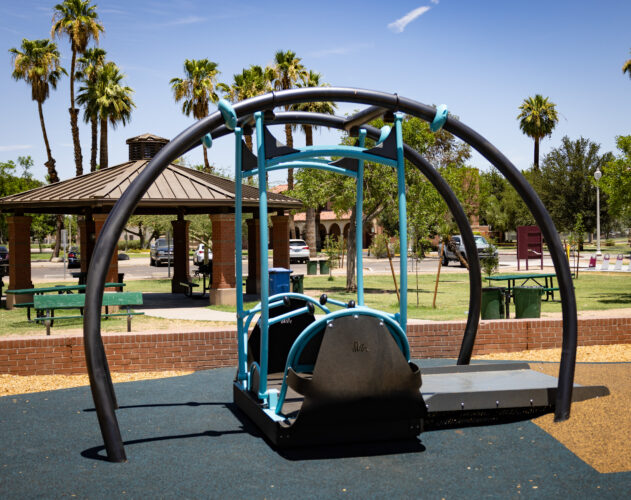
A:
[[388, 6, 431, 33]]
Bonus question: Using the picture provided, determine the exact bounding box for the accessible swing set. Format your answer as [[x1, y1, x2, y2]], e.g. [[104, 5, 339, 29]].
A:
[[83, 88, 608, 462]]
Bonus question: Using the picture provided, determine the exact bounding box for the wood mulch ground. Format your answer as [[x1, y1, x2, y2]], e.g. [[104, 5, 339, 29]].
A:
[[476, 344, 631, 474]]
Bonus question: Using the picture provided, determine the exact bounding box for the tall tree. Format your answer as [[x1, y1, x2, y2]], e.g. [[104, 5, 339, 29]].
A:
[[170, 59, 220, 173], [623, 50, 631, 79], [601, 135, 631, 223], [293, 70, 337, 255], [218, 65, 273, 151], [272, 50, 307, 190], [76, 47, 106, 172], [51, 0, 104, 177], [517, 94, 559, 171], [9, 38, 66, 184], [536, 136, 613, 233], [83, 62, 134, 169]]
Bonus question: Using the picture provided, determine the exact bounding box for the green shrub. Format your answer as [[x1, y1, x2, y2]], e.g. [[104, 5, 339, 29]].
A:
[[118, 239, 142, 250], [369, 233, 390, 258], [604, 239, 615, 247]]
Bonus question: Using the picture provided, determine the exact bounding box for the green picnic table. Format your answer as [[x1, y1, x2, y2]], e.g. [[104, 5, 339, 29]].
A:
[[484, 273, 560, 302], [5, 283, 125, 321]]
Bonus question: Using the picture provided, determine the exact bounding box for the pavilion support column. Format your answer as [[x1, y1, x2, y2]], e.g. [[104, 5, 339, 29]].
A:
[[171, 218, 190, 293], [246, 217, 260, 295], [93, 214, 119, 290], [209, 213, 236, 306], [6, 215, 33, 309], [78, 214, 95, 273], [271, 215, 290, 269]]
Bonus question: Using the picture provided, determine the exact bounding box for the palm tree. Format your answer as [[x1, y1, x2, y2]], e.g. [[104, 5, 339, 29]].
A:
[[293, 70, 337, 254], [51, 0, 104, 177], [86, 62, 134, 168], [517, 94, 559, 171], [219, 65, 273, 151], [76, 47, 106, 172], [623, 50, 631, 79], [272, 50, 307, 190], [170, 59, 220, 172], [9, 38, 66, 184]]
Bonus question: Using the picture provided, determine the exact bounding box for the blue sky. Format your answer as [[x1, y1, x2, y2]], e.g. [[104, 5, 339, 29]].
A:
[[1, 0, 630, 184]]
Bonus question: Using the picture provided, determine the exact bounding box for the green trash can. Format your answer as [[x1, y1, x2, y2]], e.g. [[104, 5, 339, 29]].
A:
[[319, 259, 330, 274], [306, 259, 318, 275], [481, 287, 505, 319], [514, 287, 543, 318], [290, 274, 304, 294]]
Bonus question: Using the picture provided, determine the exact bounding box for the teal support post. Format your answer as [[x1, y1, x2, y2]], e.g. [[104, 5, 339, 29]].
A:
[[254, 112, 270, 401], [394, 113, 407, 332], [356, 129, 366, 306], [234, 127, 246, 382]]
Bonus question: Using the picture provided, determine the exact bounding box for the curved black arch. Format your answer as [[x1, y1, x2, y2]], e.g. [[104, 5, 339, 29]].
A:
[[84, 88, 577, 462]]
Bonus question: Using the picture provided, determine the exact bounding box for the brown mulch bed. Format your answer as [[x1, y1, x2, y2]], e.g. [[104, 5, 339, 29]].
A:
[[475, 344, 631, 474]]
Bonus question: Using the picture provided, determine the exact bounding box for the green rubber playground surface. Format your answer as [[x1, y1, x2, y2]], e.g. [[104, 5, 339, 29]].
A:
[[1, 362, 628, 498]]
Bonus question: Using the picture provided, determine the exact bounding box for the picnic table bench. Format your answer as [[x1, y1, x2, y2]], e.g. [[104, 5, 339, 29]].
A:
[[33, 291, 144, 335], [6, 283, 125, 321], [484, 273, 560, 302]]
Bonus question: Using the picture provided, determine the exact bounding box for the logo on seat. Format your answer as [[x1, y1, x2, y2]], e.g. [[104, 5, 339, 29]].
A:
[[352, 341, 369, 352]]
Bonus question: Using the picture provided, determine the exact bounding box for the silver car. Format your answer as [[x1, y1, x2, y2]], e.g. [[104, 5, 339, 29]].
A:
[[442, 235, 498, 266]]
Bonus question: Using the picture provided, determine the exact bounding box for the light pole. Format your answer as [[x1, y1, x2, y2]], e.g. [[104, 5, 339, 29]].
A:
[[594, 168, 602, 256]]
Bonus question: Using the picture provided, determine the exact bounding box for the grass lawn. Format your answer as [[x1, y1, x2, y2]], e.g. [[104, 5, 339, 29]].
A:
[[207, 272, 631, 322]]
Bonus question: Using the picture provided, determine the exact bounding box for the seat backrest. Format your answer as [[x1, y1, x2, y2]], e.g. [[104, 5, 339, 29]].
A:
[[298, 314, 424, 424]]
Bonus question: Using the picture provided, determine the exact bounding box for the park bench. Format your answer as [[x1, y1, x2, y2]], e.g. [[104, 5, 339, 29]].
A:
[[6, 283, 124, 321], [180, 280, 200, 297], [32, 291, 143, 335]]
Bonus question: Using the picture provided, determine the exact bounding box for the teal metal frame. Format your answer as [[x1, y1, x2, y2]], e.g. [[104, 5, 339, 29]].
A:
[[234, 106, 410, 411]]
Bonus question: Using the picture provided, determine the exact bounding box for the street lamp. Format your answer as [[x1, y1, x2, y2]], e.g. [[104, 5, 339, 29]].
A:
[[594, 168, 602, 256]]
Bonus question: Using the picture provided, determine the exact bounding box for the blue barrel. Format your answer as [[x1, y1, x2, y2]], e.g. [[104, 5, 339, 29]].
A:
[[269, 268, 292, 295]]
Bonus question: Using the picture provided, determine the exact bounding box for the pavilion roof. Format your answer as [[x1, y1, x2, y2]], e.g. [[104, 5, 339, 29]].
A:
[[0, 160, 302, 215]]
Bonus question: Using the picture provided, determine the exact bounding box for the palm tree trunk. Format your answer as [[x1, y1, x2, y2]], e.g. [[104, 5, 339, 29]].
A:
[[90, 115, 98, 172], [202, 145, 211, 173], [305, 125, 313, 147], [69, 49, 83, 177], [245, 134, 253, 152], [37, 101, 59, 183], [285, 123, 294, 190], [534, 137, 540, 171], [99, 117, 108, 169], [305, 207, 316, 258]]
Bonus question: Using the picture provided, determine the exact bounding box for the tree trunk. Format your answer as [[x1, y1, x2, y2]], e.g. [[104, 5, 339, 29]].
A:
[[305, 207, 317, 258], [315, 209, 322, 251], [99, 117, 108, 169], [245, 134, 253, 152], [202, 144, 211, 172], [533, 137, 540, 170], [51, 215, 63, 260], [38, 101, 59, 183], [305, 125, 313, 148], [285, 123, 294, 190], [90, 115, 98, 172], [346, 205, 357, 292], [69, 49, 83, 177]]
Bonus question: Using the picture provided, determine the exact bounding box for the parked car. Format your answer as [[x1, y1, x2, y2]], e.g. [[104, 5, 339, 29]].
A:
[[289, 239, 310, 263], [0, 245, 8, 265], [150, 238, 174, 266], [441, 235, 498, 266], [67, 247, 80, 268], [118, 252, 130, 261], [194, 243, 213, 265]]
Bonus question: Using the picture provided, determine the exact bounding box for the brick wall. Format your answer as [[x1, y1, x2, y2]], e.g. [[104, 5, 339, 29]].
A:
[[1, 317, 630, 375]]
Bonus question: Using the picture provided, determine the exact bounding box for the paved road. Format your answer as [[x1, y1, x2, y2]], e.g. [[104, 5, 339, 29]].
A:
[[29, 251, 565, 282]]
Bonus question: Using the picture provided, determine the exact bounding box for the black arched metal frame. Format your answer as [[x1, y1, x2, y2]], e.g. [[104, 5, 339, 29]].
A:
[[83, 88, 577, 462]]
